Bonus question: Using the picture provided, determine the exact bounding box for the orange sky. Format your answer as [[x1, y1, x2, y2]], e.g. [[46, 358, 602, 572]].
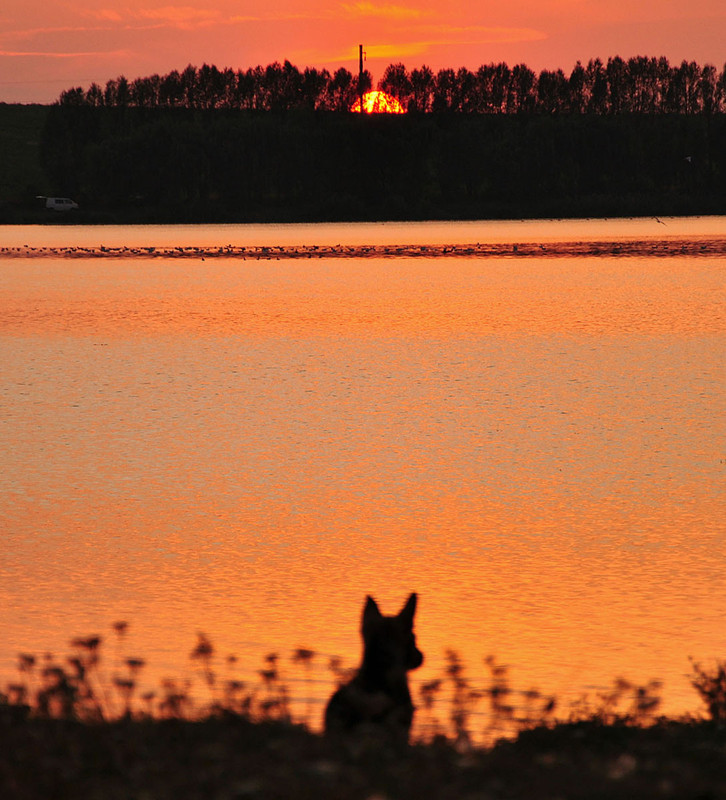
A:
[[1, 1, 725, 103]]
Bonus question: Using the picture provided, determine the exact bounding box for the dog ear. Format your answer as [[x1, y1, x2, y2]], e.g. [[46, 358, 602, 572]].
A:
[[362, 595, 382, 631], [397, 593, 418, 626]]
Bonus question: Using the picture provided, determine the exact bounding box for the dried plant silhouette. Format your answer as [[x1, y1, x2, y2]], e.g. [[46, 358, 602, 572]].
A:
[[5, 617, 726, 735], [689, 658, 726, 723]]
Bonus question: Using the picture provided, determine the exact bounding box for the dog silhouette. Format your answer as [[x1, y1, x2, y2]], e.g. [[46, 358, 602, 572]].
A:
[[324, 593, 423, 739]]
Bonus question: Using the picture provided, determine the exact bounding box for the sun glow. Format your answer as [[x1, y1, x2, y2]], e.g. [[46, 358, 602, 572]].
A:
[[351, 90, 405, 113]]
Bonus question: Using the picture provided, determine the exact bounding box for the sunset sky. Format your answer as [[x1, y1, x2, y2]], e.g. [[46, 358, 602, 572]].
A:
[[1, 0, 725, 103]]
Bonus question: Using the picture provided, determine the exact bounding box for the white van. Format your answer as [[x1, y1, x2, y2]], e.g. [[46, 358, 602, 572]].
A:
[[43, 197, 79, 211]]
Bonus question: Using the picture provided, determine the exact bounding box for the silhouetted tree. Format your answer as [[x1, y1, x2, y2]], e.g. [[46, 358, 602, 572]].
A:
[[606, 57, 629, 113], [674, 60, 703, 114], [85, 83, 104, 107], [325, 67, 355, 111], [130, 75, 160, 108], [301, 67, 331, 109], [353, 68, 373, 107], [568, 62, 587, 113], [537, 69, 568, 113], [177, 65, 197, 107], [115, 76, 131, 107], [586, 59, 608, 113], [455, 67, 479, 112], [718, 64, 726, 112], [159, 70, 183, 107], [477, 63, 511, 113], [59, 87, 86, 106], [103, 78, 126, 107], [380, 63, 411, 106], [433, 68, 457, 111], [409, 66, 435, 113], [508, 64, 537, 112]]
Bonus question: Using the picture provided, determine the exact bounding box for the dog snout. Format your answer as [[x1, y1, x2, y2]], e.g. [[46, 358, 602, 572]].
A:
[[409, 646, 424, 670]]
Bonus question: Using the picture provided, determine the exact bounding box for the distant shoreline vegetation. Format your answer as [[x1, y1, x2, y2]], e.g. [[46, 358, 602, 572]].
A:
[[56, 57, 726, 115], [2, 56, 725, 224], [35, 107, 725, 224]]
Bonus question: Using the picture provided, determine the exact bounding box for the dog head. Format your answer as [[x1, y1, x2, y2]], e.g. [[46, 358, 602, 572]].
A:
[[361, 592, 424, 675]]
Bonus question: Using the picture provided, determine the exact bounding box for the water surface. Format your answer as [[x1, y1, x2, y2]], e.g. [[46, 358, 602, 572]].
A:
[[1, 217, 724, 732]]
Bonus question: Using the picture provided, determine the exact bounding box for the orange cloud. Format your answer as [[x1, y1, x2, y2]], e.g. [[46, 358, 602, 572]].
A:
[[85, 9, 123, 23], [70, 5, 223, 28], [229, 2, 429, 24], [357, 42, 431, 59], [296, 25, 547, 67], [304, 42, 431, 63], [2, 22, 131, 41], [342, 1, 430, 19], [0, 49, 130, 58], [229, 12, 317, 23], [136, 6, 221, 27], [429, 25, 548, 44]]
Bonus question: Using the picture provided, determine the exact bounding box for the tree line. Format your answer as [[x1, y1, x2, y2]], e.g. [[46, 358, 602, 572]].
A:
[[57, 57, 726, 115]]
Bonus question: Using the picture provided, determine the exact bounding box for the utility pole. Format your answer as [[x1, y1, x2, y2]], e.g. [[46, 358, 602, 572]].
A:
[[359, 44, 364, 113]]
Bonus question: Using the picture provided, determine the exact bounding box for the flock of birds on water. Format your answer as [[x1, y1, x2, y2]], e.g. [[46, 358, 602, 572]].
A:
[[2, 239, 725, 260]]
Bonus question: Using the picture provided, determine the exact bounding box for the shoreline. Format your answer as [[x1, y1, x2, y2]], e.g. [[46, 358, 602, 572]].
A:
[[3, 238, 726, 260]]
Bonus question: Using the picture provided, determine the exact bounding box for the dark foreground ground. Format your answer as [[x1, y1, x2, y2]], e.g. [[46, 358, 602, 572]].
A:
[[2, 713, 725, 800]]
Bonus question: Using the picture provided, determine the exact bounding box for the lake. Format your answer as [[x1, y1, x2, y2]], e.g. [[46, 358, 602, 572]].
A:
[[1, 217, 724, 735]]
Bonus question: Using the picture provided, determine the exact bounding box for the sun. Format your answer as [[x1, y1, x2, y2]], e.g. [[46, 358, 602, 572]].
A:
[[351, 90, 405, 114]]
